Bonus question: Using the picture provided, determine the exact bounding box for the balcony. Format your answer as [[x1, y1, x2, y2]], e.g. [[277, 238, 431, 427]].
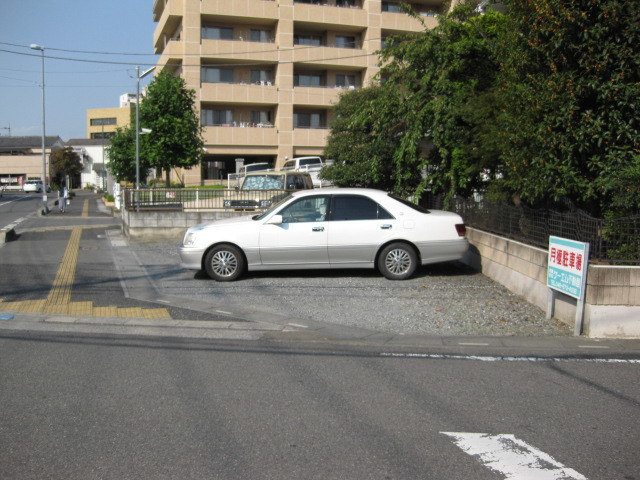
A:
[[294, 2, 367, 28], [293, 127, 330, 147], [201, 82, 278, 104], [201, 39, 279, 62], [293, 86, 348, 106], [153, 2, 183, 52], [203, 125, 278, 147], [381, 11, 438, 32], [201, 0, 278, 20], [292, 45, 368, 68]]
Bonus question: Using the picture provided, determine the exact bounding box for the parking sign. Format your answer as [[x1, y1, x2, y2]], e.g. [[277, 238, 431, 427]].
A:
[[547, 236, 590, 300]]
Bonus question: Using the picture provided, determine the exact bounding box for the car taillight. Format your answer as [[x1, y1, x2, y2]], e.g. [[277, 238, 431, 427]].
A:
[[455, 224, 466, 237]]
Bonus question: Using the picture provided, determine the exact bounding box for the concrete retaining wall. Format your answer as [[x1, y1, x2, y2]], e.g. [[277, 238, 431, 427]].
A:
[[462, 228, 640, 339], [121, 209, 240, 239]]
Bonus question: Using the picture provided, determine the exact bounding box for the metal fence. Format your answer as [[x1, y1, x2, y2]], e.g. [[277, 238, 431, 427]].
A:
[[426, 196, 640, 264], [122, 188, 289, 212]]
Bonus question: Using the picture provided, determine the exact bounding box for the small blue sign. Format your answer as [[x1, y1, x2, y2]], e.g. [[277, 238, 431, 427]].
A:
[[547, 236, 590, 300], [0, 314, 15, 320]]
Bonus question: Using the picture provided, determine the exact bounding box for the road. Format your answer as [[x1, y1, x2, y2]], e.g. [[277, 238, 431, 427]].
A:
[[1, 192, 639, 479], [1, 331, 638, 480], [0, 191, 46, 232]]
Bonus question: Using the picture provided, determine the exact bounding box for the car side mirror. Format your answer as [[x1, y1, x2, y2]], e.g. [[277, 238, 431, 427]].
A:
[[267, 214, 283, 225]]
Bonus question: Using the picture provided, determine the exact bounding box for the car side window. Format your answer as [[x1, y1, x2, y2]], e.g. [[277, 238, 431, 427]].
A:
[[278, 196, 330, 223], [330, 196, 394, 221]]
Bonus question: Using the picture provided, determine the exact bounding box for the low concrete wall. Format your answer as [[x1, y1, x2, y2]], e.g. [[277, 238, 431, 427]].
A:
[[462, 228, 640, 338], [121, 209, 239, 239]]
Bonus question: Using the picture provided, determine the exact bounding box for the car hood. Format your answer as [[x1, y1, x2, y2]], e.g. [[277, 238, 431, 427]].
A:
[[192, 214, 257, 231]]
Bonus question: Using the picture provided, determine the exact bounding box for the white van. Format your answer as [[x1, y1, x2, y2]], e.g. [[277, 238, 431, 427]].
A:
[[239, 162, 270, 175], [281, 156, 324, 172]]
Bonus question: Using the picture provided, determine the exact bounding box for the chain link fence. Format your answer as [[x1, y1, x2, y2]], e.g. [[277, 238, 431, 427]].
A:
[[426, 196, 640, 265]]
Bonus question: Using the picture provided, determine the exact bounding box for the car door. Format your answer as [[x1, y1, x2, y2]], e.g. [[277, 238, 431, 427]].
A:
[[259, 195, 330, 267], [327, 195, 397, 265]]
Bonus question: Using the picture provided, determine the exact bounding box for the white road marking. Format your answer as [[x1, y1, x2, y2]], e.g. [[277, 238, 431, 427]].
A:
[[441, 432, 587, 480], [458, 342, 490, 346], [215, 310, 233, 315], [380, 353, 640, 364]]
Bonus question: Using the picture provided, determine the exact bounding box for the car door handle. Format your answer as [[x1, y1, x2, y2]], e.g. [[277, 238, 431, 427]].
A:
[[312, 226, 324, 232], [380, 224, 393, 230]]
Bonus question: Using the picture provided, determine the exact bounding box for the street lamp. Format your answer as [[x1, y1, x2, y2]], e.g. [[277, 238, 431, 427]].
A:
[[135, 65, 155, 190], [30, 43, 48, 213]]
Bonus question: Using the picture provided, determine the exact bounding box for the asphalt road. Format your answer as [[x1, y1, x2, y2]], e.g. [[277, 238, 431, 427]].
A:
[[1, 331, 639, 480], [0, 191, 46, 231]]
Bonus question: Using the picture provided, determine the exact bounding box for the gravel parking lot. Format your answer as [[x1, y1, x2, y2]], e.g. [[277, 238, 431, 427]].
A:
[[131, 239, 573, 337]]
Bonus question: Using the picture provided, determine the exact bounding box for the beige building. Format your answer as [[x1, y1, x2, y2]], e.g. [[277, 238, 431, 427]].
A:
[[153, 0, 445, 186], [86, 106, 133, 140], [0, 136, 65, 189]]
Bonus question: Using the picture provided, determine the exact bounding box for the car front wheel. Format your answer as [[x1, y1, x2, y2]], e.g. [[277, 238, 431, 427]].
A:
[[378, 242, 418, 280], [204, 244, 245, 281]]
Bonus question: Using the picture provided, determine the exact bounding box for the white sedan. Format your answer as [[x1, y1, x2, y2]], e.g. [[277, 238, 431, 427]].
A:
[[179, 188, 469, 281]]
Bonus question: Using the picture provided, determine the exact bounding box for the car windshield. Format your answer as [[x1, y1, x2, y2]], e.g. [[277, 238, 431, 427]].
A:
[[253, 194, 293, 221], [389, 194, 431, 214], [242, 174, 284, 190]]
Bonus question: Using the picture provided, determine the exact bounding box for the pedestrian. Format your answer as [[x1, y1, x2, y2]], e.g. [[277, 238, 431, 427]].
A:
[[59, 186, 68, 213]]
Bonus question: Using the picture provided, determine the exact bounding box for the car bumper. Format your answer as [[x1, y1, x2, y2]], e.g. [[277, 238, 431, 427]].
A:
[[417, 238, 469, 265], [178, 246, 206, 270]]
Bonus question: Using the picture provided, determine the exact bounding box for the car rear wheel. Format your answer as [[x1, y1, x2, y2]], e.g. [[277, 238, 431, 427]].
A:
[[204, 244, 245, 281], [378, 242, 418, 280]]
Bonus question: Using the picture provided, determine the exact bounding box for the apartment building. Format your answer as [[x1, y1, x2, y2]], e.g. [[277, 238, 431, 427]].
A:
[[87, 95, 137, 139], [153, 0, 446, 186]]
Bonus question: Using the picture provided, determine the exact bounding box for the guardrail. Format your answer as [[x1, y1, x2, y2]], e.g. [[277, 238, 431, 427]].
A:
[[122, 188, 291, 212]]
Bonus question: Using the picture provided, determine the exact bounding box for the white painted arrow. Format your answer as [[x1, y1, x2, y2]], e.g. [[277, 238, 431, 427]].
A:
[[441, 432, 587, 480]]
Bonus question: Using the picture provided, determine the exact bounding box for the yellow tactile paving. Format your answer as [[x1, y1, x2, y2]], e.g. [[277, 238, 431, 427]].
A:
[[92, 306, 119, 317], [45, 227, 82, 307], [142, 308, 172, 319], [0, 220, 175, 321], [22, 300, 47, 313], [43, 304, 70, 315], [118, 307, 144, 318], [69, 301, 93, 316]]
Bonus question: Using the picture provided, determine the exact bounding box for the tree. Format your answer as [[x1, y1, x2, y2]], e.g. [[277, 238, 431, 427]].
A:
[[323, 3, 507, 204], [139, 70, 204, 186], [106, 125, 151, 183], [321, 85, 413, 192], [379, 4, 508, 206], [497, 0, 640, 215], [50, 146, 82, 188]]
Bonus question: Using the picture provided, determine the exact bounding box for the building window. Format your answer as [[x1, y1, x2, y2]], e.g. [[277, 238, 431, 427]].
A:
[[294, 73, 324, 87], [202, 67, 234, 83], [294, 34, 324, 46], [202, 26, 233, 40], [90, 118, 117, 126], [250, 111, 272, 125], [250, 69, 273, 84], [201, 109, 233, 126], [382, 2, 403, 13], [336, 74, 356, 87], [294, 112, 326, 129], [250, 29, 272, 43], [335, 36, 356, 49], [90, 132, 116, 139], [336, 0, 357, 7]]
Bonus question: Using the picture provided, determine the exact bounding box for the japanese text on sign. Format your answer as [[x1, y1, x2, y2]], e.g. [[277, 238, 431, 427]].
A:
[[547, 236, 589, 300]]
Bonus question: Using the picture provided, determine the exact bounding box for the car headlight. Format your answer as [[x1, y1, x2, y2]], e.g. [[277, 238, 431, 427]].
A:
[[183, 231, 197, 247]]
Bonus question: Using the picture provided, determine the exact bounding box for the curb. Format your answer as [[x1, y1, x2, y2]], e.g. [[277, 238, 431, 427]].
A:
[[0, 227, 16, 244]]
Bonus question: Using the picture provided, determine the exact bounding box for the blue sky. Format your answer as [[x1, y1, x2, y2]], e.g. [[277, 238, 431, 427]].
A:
[[0, 0, 158, 141]]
